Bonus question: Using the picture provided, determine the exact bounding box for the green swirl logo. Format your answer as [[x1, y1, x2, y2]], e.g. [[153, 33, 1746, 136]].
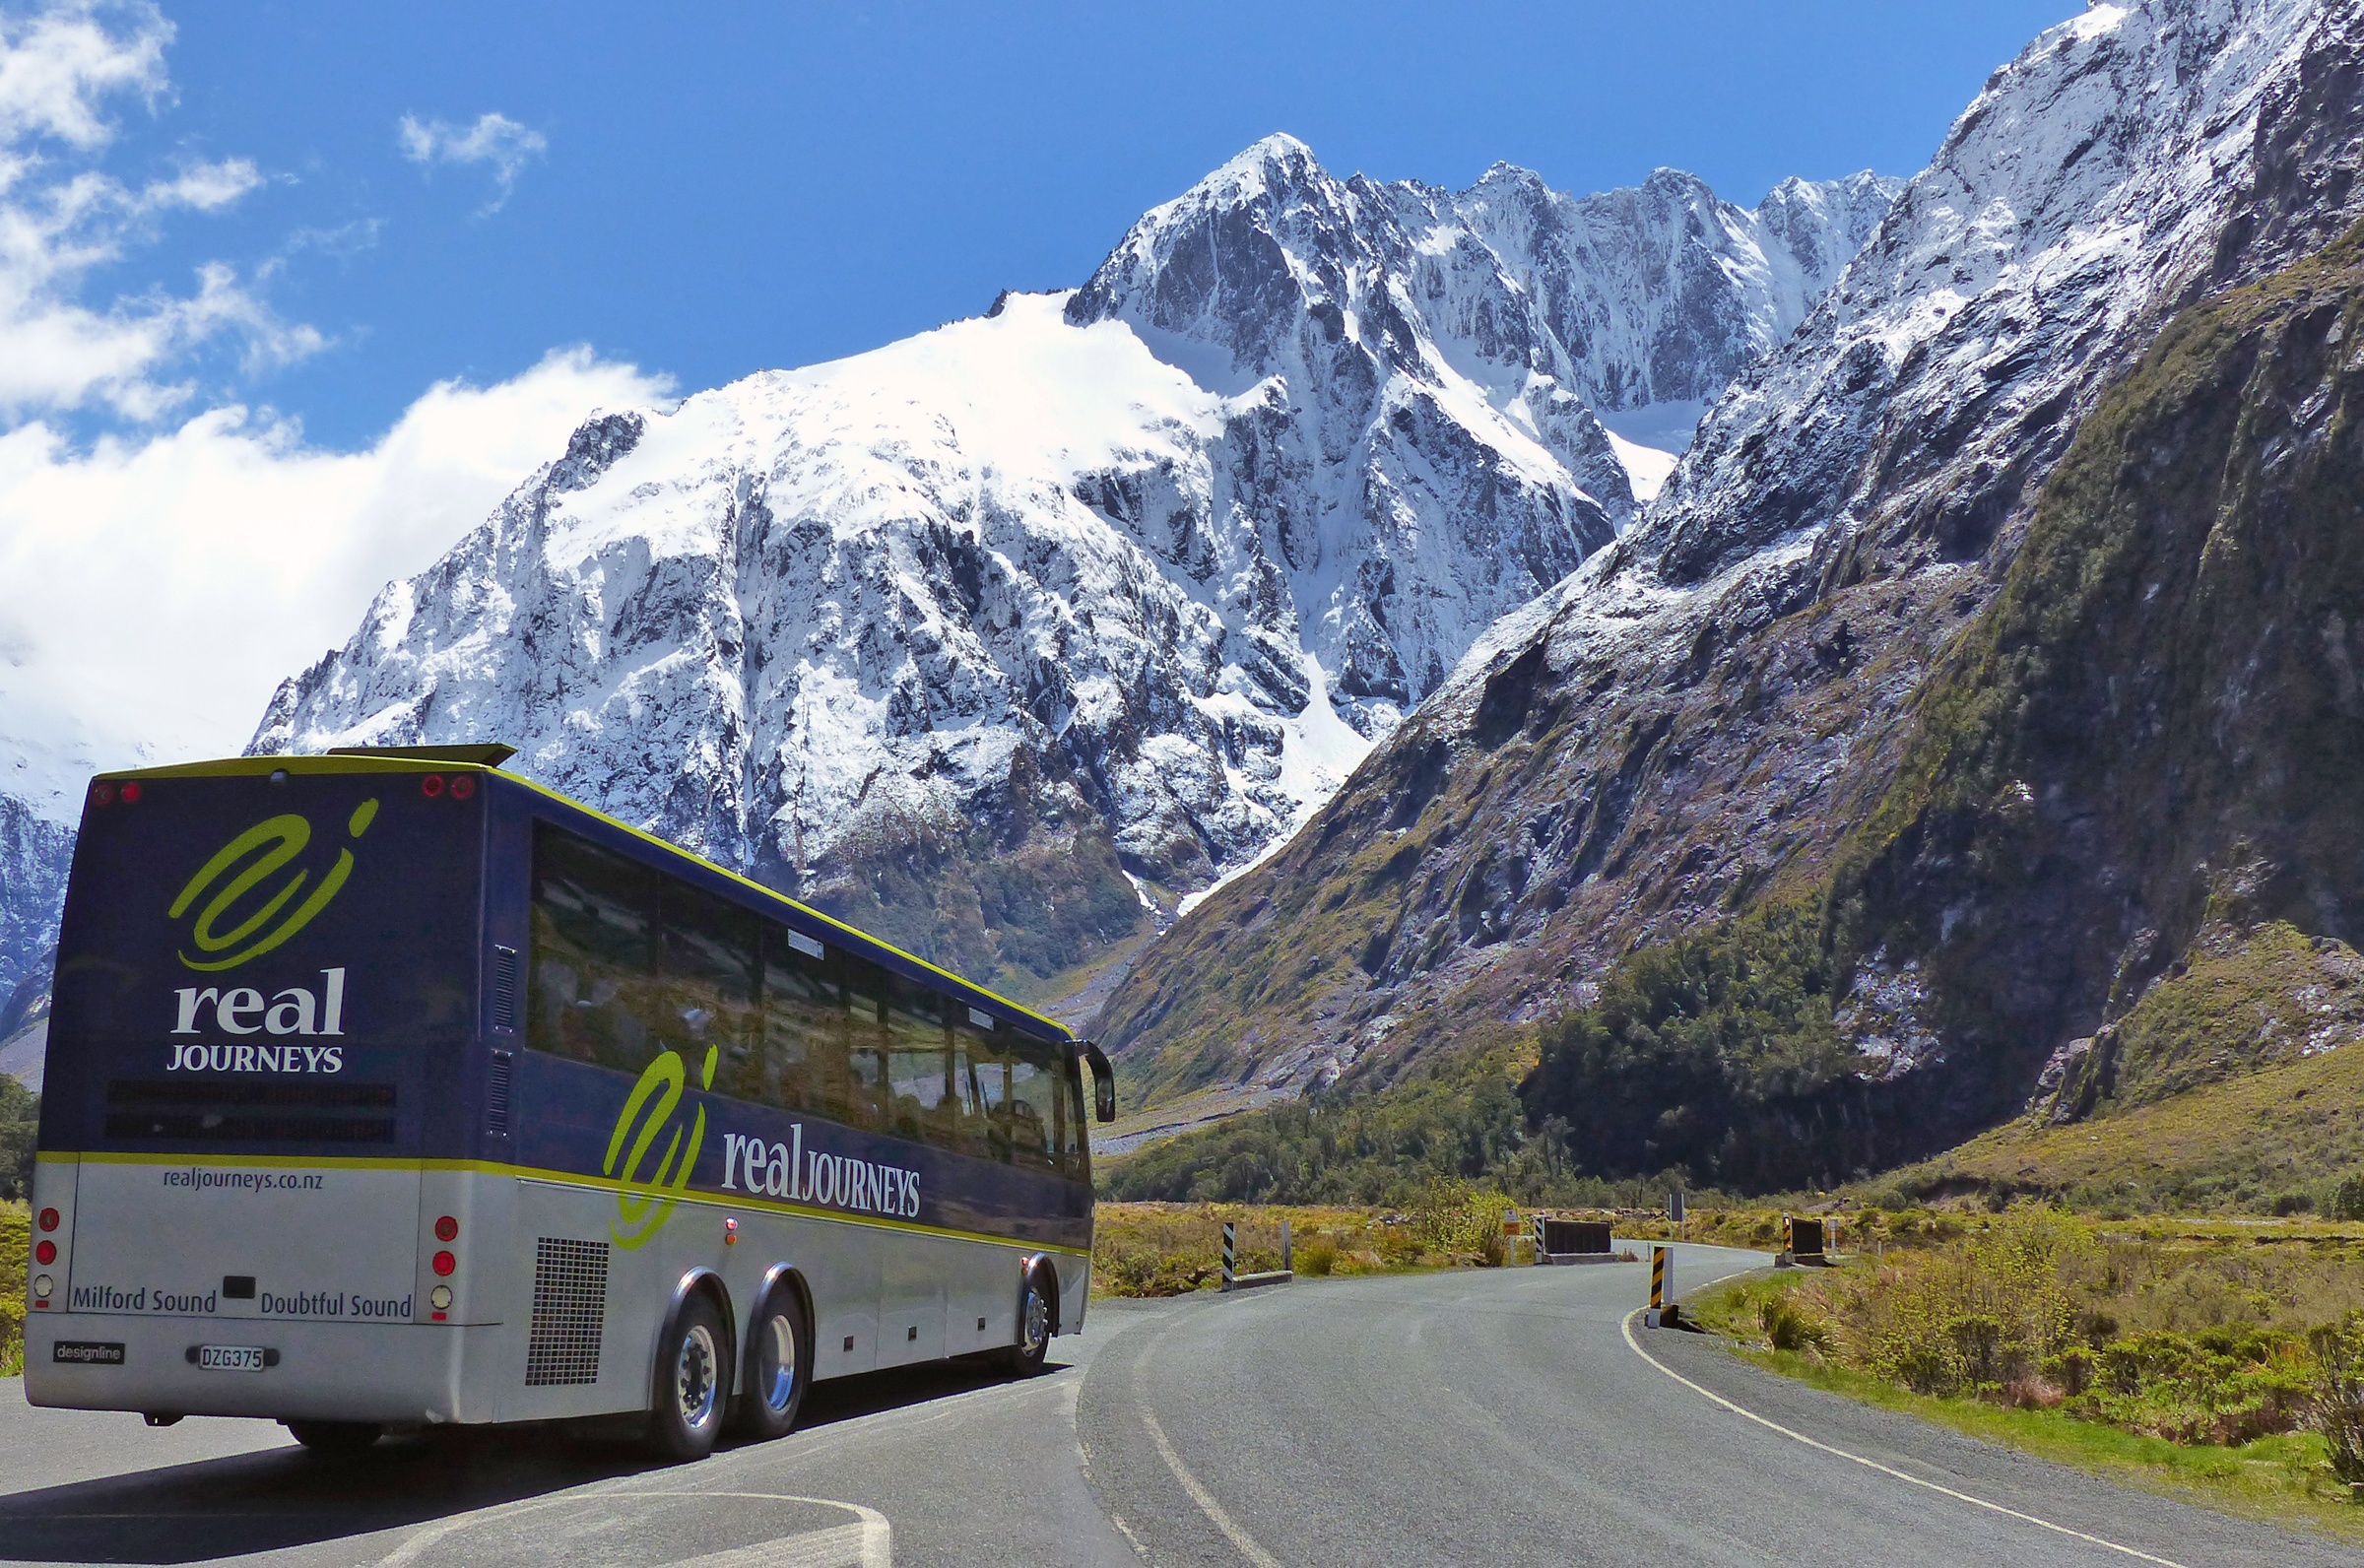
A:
[[604, 1046, 718, 1250], [169, 800, 379, 973]]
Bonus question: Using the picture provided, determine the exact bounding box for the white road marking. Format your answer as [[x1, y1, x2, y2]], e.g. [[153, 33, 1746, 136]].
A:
[[1138, 1405, 1285, 1568], [373, 1486, 889, 1568], [1619, 1307, 2191, 1568]]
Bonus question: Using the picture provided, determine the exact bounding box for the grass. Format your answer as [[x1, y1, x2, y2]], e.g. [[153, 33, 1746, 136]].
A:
[[1875, 1041, 2364, 1214], [1683, 1218, 2364, 1543]]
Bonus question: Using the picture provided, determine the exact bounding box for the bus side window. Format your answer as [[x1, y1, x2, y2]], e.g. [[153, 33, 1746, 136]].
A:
[[760, 924, 859, 1127], [884, 977, 947, 1149], [947, 1017, 991, 1159], [660, 882, 758, 1082], [839, 954, 891, 1132], [1004, 1035, 1063, 1174], [529, 825, 659, 1073]]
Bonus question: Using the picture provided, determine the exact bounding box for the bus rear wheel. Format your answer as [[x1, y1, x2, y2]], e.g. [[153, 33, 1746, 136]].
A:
[[731, 1290, 809, 1442], [646, 1293, 730, 1463], [286, 1419, 382, 1455], [995, 1270, 1052, 1376]]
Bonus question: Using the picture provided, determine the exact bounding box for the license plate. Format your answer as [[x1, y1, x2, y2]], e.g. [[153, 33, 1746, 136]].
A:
[[195, 1344, 267, 1373]]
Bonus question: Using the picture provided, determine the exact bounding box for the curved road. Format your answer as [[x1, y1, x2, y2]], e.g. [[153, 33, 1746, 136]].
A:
[[1, 1244, 2349, 1567]]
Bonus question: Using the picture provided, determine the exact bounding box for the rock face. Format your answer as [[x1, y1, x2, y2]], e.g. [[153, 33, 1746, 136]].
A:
[[1453, 164, 1899, 415], [1095, 0, 2364, 1118], [243, 140, 1892, 1001]]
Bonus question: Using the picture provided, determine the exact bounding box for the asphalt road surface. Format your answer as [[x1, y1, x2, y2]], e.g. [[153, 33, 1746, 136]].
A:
[[2, 1243, 2351, 1567]]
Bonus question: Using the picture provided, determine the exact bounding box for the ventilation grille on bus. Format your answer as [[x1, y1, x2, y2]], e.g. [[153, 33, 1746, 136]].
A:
[[104, 1079, 396, 1144], [525, 1237, 608, 1387], [492, 945, 520, 1031], [485, 1050, 513, 1139]]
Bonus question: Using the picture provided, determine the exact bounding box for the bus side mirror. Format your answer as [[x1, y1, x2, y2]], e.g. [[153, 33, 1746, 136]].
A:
[[1082, 1041, 1116, 1123]]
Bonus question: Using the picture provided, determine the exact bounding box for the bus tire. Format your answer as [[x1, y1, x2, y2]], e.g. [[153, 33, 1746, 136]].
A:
[[995, 1268, 1053, 1376], [286, 1419, 382, 1455], [646, 1292, 730, 1463], [731, 1287, 809, 1441]]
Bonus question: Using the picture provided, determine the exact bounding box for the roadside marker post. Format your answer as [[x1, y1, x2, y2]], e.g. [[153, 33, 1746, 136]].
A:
[[1281, 1220, 1292, 1274], [1501, 1207, 1525, 1266], [1217, 1217, 1294, 1293], [1645, 1244, 1679, 1329]]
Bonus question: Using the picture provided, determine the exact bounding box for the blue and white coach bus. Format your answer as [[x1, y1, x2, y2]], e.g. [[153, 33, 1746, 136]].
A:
[[23, 745, 1115, 1459]]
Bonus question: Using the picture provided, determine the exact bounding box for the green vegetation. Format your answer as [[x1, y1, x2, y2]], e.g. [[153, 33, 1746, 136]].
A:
[[2059, 922, 2364, 1115], [1519, 901, 1877, 1191], [1, 1201, 24, 1377], [1878, 1040, 2364, 1215], [0, 1078, 33, 1202], [1090, 1187, 1517, 1297], [1687, 1209, 2364, 1535]]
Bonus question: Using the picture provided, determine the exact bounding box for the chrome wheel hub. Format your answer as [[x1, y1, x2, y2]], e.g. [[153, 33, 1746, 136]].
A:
[[758, 1313, 799, 1412], [676, 1323, 720, 1429]]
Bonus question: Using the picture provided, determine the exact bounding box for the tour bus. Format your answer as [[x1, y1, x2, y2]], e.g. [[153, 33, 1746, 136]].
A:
[[22, 745, 1115, 1460]]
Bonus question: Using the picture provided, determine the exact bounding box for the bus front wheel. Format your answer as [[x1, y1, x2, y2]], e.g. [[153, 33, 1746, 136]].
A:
[[731, 1289, 809, 1442], [646, 1293, 730, 1463], [996, 1271, 1052, 1376], [286, 1419, 382, 1455]]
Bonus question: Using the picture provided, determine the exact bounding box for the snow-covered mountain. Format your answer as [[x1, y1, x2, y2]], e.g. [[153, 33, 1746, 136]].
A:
[[0, 141, 1897, 1016], [1095, 0, 2364, 1116]]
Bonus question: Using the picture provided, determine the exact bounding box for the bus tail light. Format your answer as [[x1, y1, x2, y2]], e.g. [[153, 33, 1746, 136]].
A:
[[119, 781, 141, 803], [431, 1251, 456, 1276], [37, 1208, 57, 1231], [429, 1285, 453, 1311], [34, 1240, 55, 1265], [449, 774, 475, 800], [33, 1274, 53, 1299], [91, 781, 113, 807], [421, 773, 444, 797], [434, 1215, 458, 1242]]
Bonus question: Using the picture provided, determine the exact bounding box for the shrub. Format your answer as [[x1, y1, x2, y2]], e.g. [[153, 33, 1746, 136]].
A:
[[1299, 1236, 1338, 1276], [0, 1202, 24, 1376], [2331, 1173, 2364, 1223], [2310, 1311, 2364, 1487]]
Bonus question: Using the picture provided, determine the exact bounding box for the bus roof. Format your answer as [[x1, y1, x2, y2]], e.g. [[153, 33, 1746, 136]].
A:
[[97, 751, 1076, 1041]]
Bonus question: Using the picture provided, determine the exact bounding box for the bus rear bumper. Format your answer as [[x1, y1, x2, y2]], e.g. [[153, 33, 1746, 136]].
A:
[[22, 1312, 502, 1426]]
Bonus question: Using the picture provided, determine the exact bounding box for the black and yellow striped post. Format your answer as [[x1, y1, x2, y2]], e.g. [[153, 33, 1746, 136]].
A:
[[1646, 1243, 1677, 1328], [1778, 1212, 1796, 1267], [1221, 1220, 1237, 1291]]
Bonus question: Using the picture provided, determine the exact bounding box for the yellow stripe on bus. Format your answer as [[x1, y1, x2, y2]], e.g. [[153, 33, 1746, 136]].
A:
[[41, 1148, 1093, 1257]]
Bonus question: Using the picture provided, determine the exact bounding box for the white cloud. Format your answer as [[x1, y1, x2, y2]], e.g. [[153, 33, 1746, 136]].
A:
[[0, 1, 315, 419], [397, 110, 546, 212], [0, 347, 676, 817]]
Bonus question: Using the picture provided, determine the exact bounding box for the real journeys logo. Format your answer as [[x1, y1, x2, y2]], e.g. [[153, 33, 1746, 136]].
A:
[[604, 1047, 716, 1250], [162, 798, 377, 1067], [170, 799, 378, 971]]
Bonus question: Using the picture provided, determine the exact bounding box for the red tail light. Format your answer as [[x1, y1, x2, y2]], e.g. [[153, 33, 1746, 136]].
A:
[[34, 1240, 56, 1265], [421, 774, 445, 798], [434, 1215, 458, 1242], [91, 781, 113, 807], [449, 774, 475, 800], [119, 781, 142, 804], [37, 1208, 57, 1231], [431, 1251, 456, 1276]]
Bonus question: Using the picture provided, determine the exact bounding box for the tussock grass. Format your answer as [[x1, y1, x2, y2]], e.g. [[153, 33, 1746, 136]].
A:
[[1686, 1210, 2364, 1540]]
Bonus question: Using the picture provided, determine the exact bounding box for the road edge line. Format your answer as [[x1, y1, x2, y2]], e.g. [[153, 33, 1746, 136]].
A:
[[1139, 1404, 1286, 1568], [1618, 1307, 2190, 1568]]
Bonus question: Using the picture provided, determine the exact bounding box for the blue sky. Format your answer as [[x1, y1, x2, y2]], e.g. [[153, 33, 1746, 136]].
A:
[[0, 0, 2078, 779], [96, 1, 2069, 445]]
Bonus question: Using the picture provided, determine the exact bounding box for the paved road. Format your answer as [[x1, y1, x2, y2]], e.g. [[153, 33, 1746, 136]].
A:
[[2, 1245, 2351, 1566]]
